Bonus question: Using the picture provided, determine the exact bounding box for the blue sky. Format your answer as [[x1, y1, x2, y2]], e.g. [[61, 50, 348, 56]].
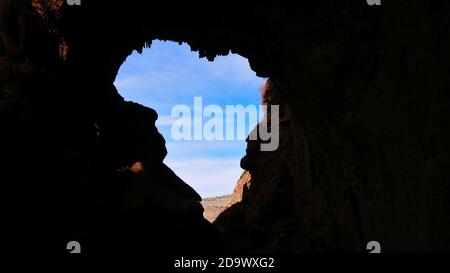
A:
[[114, 40, 265, 197]]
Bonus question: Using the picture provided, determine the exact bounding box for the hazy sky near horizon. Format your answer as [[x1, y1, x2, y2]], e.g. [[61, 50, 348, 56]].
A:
[[114, 40, 265, 197]]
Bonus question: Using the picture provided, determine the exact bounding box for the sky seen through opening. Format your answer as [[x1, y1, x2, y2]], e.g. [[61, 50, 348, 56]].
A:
[[114, 40, 265, 197]]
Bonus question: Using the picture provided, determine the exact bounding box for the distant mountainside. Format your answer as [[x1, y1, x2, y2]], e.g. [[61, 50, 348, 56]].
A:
[[201, 171, 251, 223], [201, 195, 231, 223]]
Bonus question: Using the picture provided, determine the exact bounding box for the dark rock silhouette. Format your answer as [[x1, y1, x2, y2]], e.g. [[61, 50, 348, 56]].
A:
[[1, 0, 450, 253]]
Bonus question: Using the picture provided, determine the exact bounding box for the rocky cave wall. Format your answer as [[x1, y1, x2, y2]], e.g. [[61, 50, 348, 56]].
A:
[[1, 0, 450, 253]]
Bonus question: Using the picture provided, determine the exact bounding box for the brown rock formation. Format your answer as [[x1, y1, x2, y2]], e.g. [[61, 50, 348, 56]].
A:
[[227, 171, 251, 208], [1, 0, 450, 253], [216, 79, 361, 252], [201, 195, 231, 223]]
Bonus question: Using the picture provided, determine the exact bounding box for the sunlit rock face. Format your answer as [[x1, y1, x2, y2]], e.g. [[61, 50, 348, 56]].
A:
[[226, 171, 251, 208], [1, 0, 450, 253]]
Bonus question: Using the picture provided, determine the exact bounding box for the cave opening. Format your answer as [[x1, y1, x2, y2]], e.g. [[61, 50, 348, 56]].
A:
[[2, 0, 448, 254], [114, 40, 265, 220]]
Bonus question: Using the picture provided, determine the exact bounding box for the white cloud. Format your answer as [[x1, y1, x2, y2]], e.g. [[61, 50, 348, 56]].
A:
[[163, 140, 247, 158], [156, 115, 178, 126], [114, 41, 265, 101]]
